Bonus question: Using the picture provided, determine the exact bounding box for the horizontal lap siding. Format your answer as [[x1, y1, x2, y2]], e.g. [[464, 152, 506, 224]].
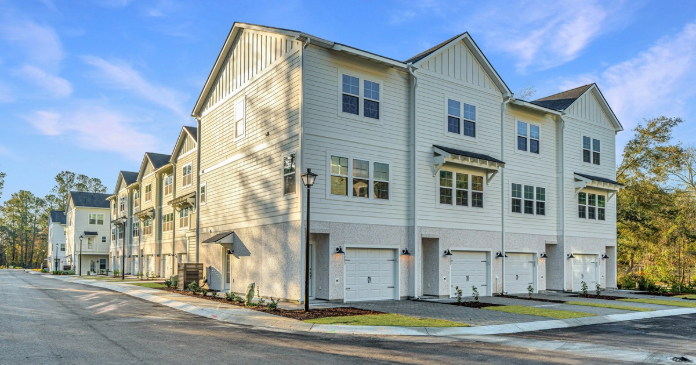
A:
[[198, 49, 302, 230], [303, 46, 411, 226]]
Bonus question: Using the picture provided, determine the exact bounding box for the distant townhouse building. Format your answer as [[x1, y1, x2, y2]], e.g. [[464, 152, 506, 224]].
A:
[[108, 171, 138, 275], [65, 191, 112, 275], [47, 210, 66, 271]]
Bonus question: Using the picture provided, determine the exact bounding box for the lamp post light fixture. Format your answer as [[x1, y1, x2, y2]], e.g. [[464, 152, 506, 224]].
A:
[[300, 168, 318, 312], [79, 235, 83, 276]]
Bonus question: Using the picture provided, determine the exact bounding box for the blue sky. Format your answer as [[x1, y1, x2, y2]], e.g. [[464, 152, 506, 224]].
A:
[[1, 0, 696, 202]]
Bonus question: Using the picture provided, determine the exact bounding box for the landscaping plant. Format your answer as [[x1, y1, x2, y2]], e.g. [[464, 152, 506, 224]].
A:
[[164, 279, 172, 288], [201, 288, 208, 297], [267, 297, 279, 311], [211, 291, 219, 298], [527, 284, 534, 298], [472, 286, 479, 303], [188, 281, 201, 294], [581, 281, 588, 296], [595, 283, 602, 296], [455, 286, 462, 304]]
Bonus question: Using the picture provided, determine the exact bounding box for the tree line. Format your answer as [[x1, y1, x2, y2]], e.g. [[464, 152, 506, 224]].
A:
[[0, 172, 107, 268]]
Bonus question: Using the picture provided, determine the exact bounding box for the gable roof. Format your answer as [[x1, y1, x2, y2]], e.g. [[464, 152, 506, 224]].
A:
[[121, 171, 139, 186], [69, 191, 111, 209], [146, 152, 172, 170], [49, 210, 66, 225], [183, 126, 197, 140], [170, 126, 198, 161], [532, 83, 623, 131], [405, 33, 465, 65]]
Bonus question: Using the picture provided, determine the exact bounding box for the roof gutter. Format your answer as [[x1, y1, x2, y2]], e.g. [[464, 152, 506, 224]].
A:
[[500, 92, 513, 295]]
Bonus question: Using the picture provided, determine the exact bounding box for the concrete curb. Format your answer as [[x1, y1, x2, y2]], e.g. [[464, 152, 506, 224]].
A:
[[44, 274, 696, 337]]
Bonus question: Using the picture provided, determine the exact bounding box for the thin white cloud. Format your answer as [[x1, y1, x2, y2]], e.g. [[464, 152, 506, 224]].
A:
[[81, 56, 186, 115], [0, 20, 64, 67], [15, 65, 72, 98], [22, 106, 159, 161]]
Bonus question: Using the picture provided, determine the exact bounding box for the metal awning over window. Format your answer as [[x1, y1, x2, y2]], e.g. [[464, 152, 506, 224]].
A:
[[433, 145, 505, 184], [574, 172, 624, 201], [168, 191, 196, 209], [110, 217, 126, 225], [83, 231, 98, 236], [202, 231, 235, 251], [134, 207, 155, 220]]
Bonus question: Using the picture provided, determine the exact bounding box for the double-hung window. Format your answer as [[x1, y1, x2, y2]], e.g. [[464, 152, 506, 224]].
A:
[[583, 136, 600, 164], [89, 213, 104, 225], [179, 208, 189, 229], [330, 155, 389, 200], [162, 213, 173, 231], [341, 74, 380, 120], [182, 164, 192, 187], [132, 222, 140, 238], [111, 229, 116, 241], [517, 122, 540, 154], [60, 244, 65, 251], [200, 184, 207, 204], [118, 228, 124, 240], [164, 175, 173, 195], [234, 98, 245, 139], [447, 99, 476, 137], [283, 153, 296, 195], [88, 237, 93, 249], [145, 184, 152, 202], [439, 171, 483, 208], [134, 189, 140, 207], [578, 192, 602, 219], [119, 197, 126, 214], [143, 219, 152, 235], [511, 184, 545, 215]]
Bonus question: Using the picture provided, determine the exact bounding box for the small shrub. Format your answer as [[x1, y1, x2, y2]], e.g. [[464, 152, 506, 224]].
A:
[[581, 281, 588, 296], [267, 297, 279, 310], [527, 284, 534, 298], [472, 286, 479, 303], [188, 281, 201, 294], [164, 279, 172, 288], [201, 288, 208, 297], [258, 297, 266, 306], [595, 283, 601, 296], [246, 302, 257, 307], [455, 286, 463, 304], [52, 270, 61, 275], [114, 270, 120, 277], [211, 291, 219, 299], [225, 292, 234, 301]]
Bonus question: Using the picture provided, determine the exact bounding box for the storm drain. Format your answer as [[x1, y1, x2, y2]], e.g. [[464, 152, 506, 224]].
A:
[[671, 356, 693, 363]]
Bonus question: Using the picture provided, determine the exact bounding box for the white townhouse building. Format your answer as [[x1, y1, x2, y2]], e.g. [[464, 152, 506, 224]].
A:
[[65, 191, 112, 275], [186, 23, 623, 302], [47, 210, 66, 271]]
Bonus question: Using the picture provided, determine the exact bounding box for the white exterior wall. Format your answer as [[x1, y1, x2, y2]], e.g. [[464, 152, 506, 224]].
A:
[[65, 206, 111, 275], [47, 221, 66, 270]]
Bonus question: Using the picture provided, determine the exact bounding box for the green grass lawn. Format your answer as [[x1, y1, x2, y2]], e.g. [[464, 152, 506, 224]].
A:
[[483, 305, 596, 319], [565, 301, 653, 312], [128, 282, 168, 289], [618, 298, 696, 308], [305, 313, 468, 327], [679, 294, 696, 300]]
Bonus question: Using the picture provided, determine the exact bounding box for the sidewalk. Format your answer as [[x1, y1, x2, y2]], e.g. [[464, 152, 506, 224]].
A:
[[44, 274, 696, 337]]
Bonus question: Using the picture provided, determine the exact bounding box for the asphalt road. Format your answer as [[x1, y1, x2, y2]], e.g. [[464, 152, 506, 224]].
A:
[[1, 270, 694, 365]]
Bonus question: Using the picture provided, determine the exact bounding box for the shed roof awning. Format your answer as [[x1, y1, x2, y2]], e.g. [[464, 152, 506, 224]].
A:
[[83, 231, 98, 236], [574, 172, 624, 201], [111, 217, 127, 225], [203, 231, 235, 250], [168, 191, 196, 209], [134, 207, 155, 220], [433, 145, 504, 184]]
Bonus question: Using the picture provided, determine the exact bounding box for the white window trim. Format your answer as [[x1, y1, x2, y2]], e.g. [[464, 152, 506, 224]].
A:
[[577, 192, 606, 221], [436, 169, 485, 210], [200, 182, 207, 205], [509, 182, 548, 217], [581, 135, 601, 166], [443, 95, 478, 141], [336, 69, 384, 124], [179, 208, 190, 230], [233, 96, 246, 141], [164, 174, 173, 196], [325, 151, 391, 204], [514, 119, 541, 157], [182, 162, 193, 188], [282, 152, 297, 198], [144, 183, 153, 203]]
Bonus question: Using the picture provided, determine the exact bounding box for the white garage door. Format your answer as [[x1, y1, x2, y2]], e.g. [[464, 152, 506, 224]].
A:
[[450, 251, 489, 297], [505, 253, 535, 294], [573, 255, 597, 291], [344, 248, 396, 302]]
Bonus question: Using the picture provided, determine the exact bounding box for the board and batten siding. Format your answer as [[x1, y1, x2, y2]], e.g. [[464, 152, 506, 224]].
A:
[[562, 91, 617, 240], [302, 45, 411, 226], [198, 42, 302, 230], [417, 41, 497, 92]]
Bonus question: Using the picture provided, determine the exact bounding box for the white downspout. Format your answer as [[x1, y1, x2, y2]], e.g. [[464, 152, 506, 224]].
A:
[[559, 113, 567, 291], [299, 36, 309, 303], [407, 63, 419, 299], [500, 93, 512, 295]]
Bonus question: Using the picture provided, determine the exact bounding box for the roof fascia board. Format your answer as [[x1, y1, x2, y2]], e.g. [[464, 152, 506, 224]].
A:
[[136, 155, 152, 182], [563, 85, 623, 132], [330, 43, 407, 69], [170, 128, 195, 162], [511, 100, 562, 115]]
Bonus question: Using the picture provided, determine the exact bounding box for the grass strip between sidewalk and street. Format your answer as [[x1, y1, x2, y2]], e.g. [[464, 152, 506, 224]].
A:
[[565, 301, 653, 312], [483, 305, 596, 319], [305, 313, 468, 327], [128, 282, 168, 289], [618, 298, 696, 308]]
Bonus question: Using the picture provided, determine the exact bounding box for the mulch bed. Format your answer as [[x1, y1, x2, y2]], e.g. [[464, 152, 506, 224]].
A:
[[158, 287, 383, 320], [570, 294, 624, 300], [496, 295, 566, 304], [446, 301, 501, 308], [630, 292, 685, 297]]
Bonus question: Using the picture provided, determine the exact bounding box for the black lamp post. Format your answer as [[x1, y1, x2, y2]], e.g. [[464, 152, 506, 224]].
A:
[[78, 235, 83, 276], [300, 168, 318, 312], [121, 226, 125, 280], [55, 244, 58, 271]]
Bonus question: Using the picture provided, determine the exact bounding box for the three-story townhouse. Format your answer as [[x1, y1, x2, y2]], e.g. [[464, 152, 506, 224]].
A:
[[107, 171, 139, 275], [47, 210, 66, 271], [188, 23, 623, 302], [65, 191, 112, 275]]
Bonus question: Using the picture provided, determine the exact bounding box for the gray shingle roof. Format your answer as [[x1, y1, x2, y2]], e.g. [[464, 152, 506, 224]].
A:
[[404, 32, 466, 64], [434, 145, 505, 164], [183, 126, 197, 140], [49, 210, 66, 225], [146, 152, 172, 169], [531, 84, 594, 111], [69, 191, 112, 208], [121, 171, 139, 186], [574, 172, 624, 186]]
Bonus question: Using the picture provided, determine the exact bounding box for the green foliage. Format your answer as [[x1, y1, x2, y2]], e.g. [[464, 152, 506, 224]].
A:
[[164, 279, 173, 288], [455, 286, 463, 304], [580, 281, 588, 296], [527, 284, 534, 298], [114, 270, 120, 277], [200, 288, 208, 297], [188, 281, 201, 294], [267, 297, 279, 311], [472, 286, 479, 302], [595, 283, 601, 297], [211, 291, 219, 298]]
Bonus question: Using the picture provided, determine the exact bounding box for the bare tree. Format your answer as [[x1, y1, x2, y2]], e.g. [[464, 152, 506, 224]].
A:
[[516, 83, 537, 100]]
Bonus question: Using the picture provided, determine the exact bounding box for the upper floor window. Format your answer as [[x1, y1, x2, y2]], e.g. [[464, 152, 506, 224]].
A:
[[143, 218, 153, 235], [511, 184, 545, 215], [583, 136, 600, 165], [234, 98, 245, 139], [341, 74, 380, 120], [517, 121, 540, 154], [200, 183, 207, 205], [102, 236, 106, 243], [447, 99, 476, 137], [111, 229, 116, 241], [439, 171, 483, 208], [162, 213, 174, 231], [117, 228, 124, 240], [133, 189, 140, 207], [87, 237, 94, 249], [330, 155, 389, 200], [164, 175, 173, 195], [578, 192, 605, 220], [132, 222, 140, 238], [89, 214, 104, 225], [182, 164, 193, 187], [283, 153, 296, 195], [119, 196, 126, 213], [179, 207, 190, 229], [145, 184, 152, 202], [60, 243, 65, 251]]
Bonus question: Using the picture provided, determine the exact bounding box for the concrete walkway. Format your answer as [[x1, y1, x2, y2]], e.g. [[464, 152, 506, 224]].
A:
[[43, 274, 696, 337]]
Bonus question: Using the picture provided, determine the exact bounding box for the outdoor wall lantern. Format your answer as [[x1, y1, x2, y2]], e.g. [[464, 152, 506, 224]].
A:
[[495, 251, 507, 258], [335, 246, 345, 254], [567, 253, 575, 259], [401, 248, 411, 255], [601, 254, 609, 259], [226, 249, 234, 255], [443, 249, 453, 256], [540, 253, 548, 258], [156, 254, 160, 257]]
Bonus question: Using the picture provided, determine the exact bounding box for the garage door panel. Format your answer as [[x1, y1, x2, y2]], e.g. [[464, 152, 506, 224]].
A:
[[573, 255, 597, 291], [505, 253, 535, 294], [345, 248, 396, 302], [450, 251, 489, 298]]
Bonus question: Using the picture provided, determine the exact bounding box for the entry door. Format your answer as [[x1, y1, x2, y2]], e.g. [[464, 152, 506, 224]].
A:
[[224, 250, 231, 291], [450, 251, 488, 297], [344, 248, 396, 302], [505, 253, 535, 294], [573, 255, 597, 291]]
